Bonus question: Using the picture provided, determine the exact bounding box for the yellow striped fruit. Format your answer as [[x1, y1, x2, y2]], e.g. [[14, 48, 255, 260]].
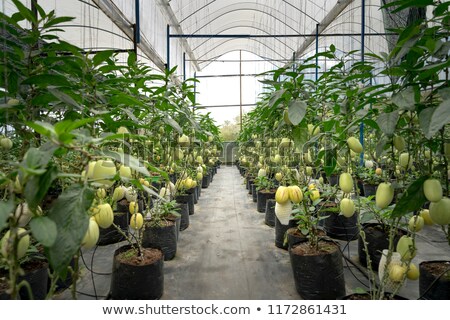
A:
[[288, 185, 303, 203], [406, 263, 420, 280], [347, 137, 363, 153], [119, 165, 132, 179], [94, 203, 114, 228], [178, 134, 190, 147], [310, 189, 320, 201], [82, 218, 100, 249], [375, 182, 394, 209], [92, 160, 116, 188], [129, 213, 144, 230], [96, 188, 106, 199], [275, 186, 290, 204], [275, 172, 283, 181], [340, 198, 355, 218], [258, 168, 267, 177], [429, 198, 450, 225], [339, 173, 353, 193], [389, 264, 407, 282], [423, 178, 443, 202], [112, 186, 125, 201], [129, 201, 139, 214]]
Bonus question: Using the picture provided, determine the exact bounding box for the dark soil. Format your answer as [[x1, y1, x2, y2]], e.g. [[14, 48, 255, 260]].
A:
[[291, 241, 339, 256], [146, 219, 175, 228], [20, 258, 48, 272], [421, 261, 450, 277], [116, 247, 162, 266], [259, 189, 276, 194], [287, 227, 326, 238]]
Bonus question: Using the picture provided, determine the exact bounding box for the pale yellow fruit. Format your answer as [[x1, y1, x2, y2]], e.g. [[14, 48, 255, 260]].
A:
[[275, 186, 290, 204], [310, 189, 320, 201], [92, 160, 117, 188], [406, 263, 420, 280], [0, 137, 13, 150], [340, 198, 355, 218], [258, 168, 267, 177], [94, 203, 114, 228], [423, 179, 443, 203], [129, 201, 139, 214], [393, 136, 406, 152], [178, 134, 190, 147], [129, 213, 144, 230], [408, 215, 424, 232], [96, 188, 107, 199], [375, 182, 394, 209], [117, 126, 129, 134], [1, 228, 30, 259], [275, 172, 283, 182], [119, 165, 132, 179], [399, 153, 412, 169], [288, 186, 303, 203], [419, 209, 433, 225], [273, 154, 281, 164], [82, 218, 100, 249], [375, 168, 382, 175], [306, 166, 313, 176], [112, 186, 125, 201], [275, 201, 292, 225], [389, 264, 407, 282], [396, 235, 416, 261], [339, 173, 354, 194], [347, 137, 363, 153], [429, 198, 450, 225]]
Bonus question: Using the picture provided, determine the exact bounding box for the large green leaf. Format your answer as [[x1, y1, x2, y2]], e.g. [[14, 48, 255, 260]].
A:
[[46, 184, 94, 278], [377, 111, 399, 136], [163, 116, 182, 134], [30, 216, 57, 247], [49, 88, 81, 109], [24, 164, 58, 211], [287, 100, 307, 126], [391, 87, 416, 111], [0, 200, 14, 232], [22, 74, 71, 87], [292, 126, 308, 149], [419, 99, 450, 139], [391, 176, 428, 218]]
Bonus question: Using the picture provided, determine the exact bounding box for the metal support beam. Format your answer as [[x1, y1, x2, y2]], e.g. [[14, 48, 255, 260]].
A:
[[166, 24, 170, 70], [193, 72, 197, 110], [170, 31, 392, 39], [315, 23, 319, 81], [286, 0, 355, 67], [292, 51, 296, 71], [239, 50, 243, 131], [183, 52, 186, 81], [134, 0, 140, 44], [359, 0, 366, 167]]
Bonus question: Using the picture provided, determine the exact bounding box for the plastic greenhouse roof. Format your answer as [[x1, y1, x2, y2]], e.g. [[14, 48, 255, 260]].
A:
[[1, 0, 391, 72]]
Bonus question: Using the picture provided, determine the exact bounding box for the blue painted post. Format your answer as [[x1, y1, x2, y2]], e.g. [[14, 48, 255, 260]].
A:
[[166, 24, 170, 70], [183, 52, 186, 81], [135, 0, 140, 44], [315, 23, 319, 81], [359, 0, 366, 167]]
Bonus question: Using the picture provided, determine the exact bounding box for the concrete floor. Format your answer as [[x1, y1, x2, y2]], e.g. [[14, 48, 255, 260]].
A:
[[56, 165, 450, 300]]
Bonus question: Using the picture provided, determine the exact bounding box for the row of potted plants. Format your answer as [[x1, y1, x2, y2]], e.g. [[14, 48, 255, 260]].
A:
[[236, 0, 449, 300], [0, 1, 222, 300]]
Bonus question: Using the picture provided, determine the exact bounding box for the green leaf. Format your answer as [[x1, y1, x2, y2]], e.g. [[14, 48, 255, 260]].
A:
[[391, 87, 416, 111], [30, 216, 57, 247], [93, 50, 114, 66], [49, 88, 80, 109], [292, 126, 308, 149], [419, 99, 450, 139], [163, 116, 182, 134], [0, 200, 14, 232], [43, 16, 75, 29], [287, 100, 307, 126], [391, 176, 428, 218], [46, 184, 94, 278], [26, 121, 56, 138], [11, 0, 37, 24], [324, 148, 337, 176], [24, 165, 58, 211], [22, 74, 71, 87], [269, 89, 286, 108], [377, 111, 399, 136], [102, 150, 150, 177]]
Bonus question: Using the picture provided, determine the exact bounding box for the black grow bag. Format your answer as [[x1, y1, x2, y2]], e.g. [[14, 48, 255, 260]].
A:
[[98, 211, 128, 246], [175, 197, 190, 231], [275, 217, 297, 250], [265, 199, 276, 227], [419, 260, 450, 300], [256, 190, 275, 213], [202, 174, 210, 188], [321, 212, 358, 241], [142, 221, 177, 261], [251, 184, 257, 203], [19, 258, 49, 300], [289, 241, 346, 299], [110, 245, 164, 300]]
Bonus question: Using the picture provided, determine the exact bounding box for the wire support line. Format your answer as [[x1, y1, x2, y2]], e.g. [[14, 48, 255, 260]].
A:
[[169, 32, 398, 38]]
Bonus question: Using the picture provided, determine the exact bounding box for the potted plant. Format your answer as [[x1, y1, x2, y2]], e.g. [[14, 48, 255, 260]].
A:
[[254, 174, 276, 213]]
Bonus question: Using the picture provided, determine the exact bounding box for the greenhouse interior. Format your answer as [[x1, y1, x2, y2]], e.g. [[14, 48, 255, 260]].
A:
[[0, 0, 449, 301]]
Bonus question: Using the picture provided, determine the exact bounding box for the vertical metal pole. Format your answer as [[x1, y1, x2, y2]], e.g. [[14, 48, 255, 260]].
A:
[[183, 52, 186, 81], [239, 50, 243, 131], [31, 0, 38, 31], [166, 24, 170, 70], [193, 72, 197, 111], [292, 51, 296, 72], [132, 24, 138, 59], [359, 0, 366, 166], [135, 0, 140, 44], [315, 23, 319, 81]]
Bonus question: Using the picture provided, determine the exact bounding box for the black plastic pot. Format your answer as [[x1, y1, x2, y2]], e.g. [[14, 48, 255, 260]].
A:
[[419, 260, 450, 300], [320, 211, 358, 241], [256, 190, 275, 213], [251, 184, 257, 203], [175, 197, 190, 231], [193, 186, 199, 204], [187, 192, 195, 215], [202, 174, 210, 188], [357, 180, 365, 196], [289, 241, 346, 299], [275, 217, 297, 250], [19, 258, 49, 300], [329, 174, 339, 186], [265, 199, 276, 227], [167, 214, 181, 241], [363, 183, 377, 196], [142, 221, 177, 261], [98, 211, 128, 246], [338, 292, 408, 300], [110, 245, 164, 300], [358, 222, 406, 270], [247, 179, 254, 194], [197, 184, 201, 198]]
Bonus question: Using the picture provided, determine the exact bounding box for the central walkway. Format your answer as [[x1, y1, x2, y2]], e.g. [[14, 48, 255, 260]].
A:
[[164, 166, 298, 299]]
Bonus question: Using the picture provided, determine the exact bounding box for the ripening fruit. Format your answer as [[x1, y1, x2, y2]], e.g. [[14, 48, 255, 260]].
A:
[[375, 168, 382, 176], [92, 160, 117, 188], [96, 188, 107, 199], [273, 154, 281, 164], [275, 172, 283, 182], [0, 137, 13, 150], [419, 209, 433, 225], [129, 201, 139, 214], [1, 228, 30, 259], [14, 203, 35, 227], [178, 134, 190, 147], [283, 109, 293, 125], [275, 186, 290, 204], [389, 264, 407, 282], [288, 185, 303, 203], [365, 160, 374, 169], [258, 168, 267, 177], [85, 161, 97, 179], [279, 138, 292, 149], [399, 152, 412, 169], [143, 180, 150, 187], [94, 203, 114, 228], [396, 235, 416, 261], [308, 124, 320, 136], [406, 263, 420, 280], [7, 98, 19, 106], [339, 173, 354, 194], [375, 182, 394, 209], [408, 215, 424, 232], [306, 166, 313, 176], [318, 176, 324, 184], [275, 201, 292, 225], [308, 183, 316, 190], [197, 166, 203, 174], [129, 213, 144, 230], [117, 126, 129, 134], [424, 150, 431, 159], [429, 198, 450, 225], [393, 136, 406, 152], [347, 137, 363, 153], [112, 186, 125, 201], [159, 187, 170, 199], [196, 156, 204, 164], [423, 178, 443, 203], [82, 218, 100, 249], [119, 165, 132, 179], [310, 189, 320, 201], [196, 172, 203, 180], [340, 198, 355, 218]]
